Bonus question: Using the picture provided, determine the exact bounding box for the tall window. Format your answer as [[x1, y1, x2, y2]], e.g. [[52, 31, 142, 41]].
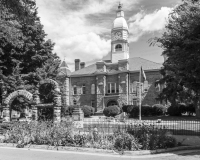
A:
[[132, 81, 137, 94], [107, 83, 118, 94], [155, 80, 161, 92], [73, 100, 77, 105], [115, 44, 122, 51], [82, 84, 86, 94], [73, 85, 77, 95], [91, 84, 95, 94]]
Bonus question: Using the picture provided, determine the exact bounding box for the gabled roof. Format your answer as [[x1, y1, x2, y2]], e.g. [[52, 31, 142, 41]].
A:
[[71, 57, 162, 76], [128, 57, 162, 71]]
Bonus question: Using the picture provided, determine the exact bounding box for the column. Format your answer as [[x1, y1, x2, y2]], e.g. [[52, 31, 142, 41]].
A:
[[3, 105, 10, 122], [53, 93, 62, 123], [32, 89, 40, 121]]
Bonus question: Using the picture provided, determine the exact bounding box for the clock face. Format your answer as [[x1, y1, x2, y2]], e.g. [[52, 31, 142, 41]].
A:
[[115, 32, 122, 40]]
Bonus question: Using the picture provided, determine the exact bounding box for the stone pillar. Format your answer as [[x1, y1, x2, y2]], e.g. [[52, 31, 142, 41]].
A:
[[62, 78, 70, 106], [32, 89, 40, 121], [32, 106, 38, 121], [3, 105, 10, 122], [1, 83, 9, 122], [53, 93, 62, 123]]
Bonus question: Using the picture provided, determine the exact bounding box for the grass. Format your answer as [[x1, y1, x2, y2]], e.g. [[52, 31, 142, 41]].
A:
[[135, 115, 200, 121]]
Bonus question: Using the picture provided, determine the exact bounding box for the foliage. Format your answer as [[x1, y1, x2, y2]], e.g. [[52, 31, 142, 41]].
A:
[[0, 121, 177, 151], [113, 132, 140, 151], [127, 123, 177, 150], [126, 105, 139, 118], [151, 0, 200, 117], [125, 104, 167, 118], [103, 105, 121, 117], [81, 105, 94, 117], [152, 104, 167, 116], [0, 0, 60, 111], [167, 103, 195, 116]]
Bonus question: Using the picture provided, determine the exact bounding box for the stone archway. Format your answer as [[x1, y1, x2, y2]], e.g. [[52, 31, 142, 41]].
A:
[[3, 90, 33, 122], [35, 78, 62, 122], [40, 79, 60, 92]]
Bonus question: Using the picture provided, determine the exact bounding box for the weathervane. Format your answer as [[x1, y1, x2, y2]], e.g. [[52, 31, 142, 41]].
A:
[[118, 2, 123, 9]]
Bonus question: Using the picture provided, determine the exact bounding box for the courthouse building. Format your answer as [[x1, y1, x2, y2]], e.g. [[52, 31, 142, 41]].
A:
[[57, 4, 163, 112]]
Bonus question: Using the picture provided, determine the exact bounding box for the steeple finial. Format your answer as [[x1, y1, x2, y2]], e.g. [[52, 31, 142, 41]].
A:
[[118, 2, 123, 10]]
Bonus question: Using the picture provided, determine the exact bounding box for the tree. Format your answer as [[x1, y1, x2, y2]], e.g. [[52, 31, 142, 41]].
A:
[[152, 0, 200, 117], [0, 0, 60, 112]]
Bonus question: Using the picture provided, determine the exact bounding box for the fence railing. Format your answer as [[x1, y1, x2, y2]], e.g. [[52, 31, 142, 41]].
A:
[[0, 118, 200, 136], [82, 118, 200, 136]]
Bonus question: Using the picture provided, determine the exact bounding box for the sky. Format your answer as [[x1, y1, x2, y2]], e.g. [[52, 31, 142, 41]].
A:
[[35, 0, 182, 71]]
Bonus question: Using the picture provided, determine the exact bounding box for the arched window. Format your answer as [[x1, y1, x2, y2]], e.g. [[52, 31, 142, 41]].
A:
[[91, 84, 95, 94], [115, 44, 122, 51]]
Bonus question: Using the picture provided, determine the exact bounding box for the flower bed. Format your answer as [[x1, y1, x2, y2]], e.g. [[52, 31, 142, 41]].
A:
[[0, 121, 177, 151]]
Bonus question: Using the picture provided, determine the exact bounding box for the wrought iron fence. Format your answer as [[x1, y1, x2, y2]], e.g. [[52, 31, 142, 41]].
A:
[[0, 118, 200, 136], [82, 118, 200, 136]]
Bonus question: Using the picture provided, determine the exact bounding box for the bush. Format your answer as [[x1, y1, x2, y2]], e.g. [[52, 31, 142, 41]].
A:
[[113, 132, 140, 151], [152, 104, 166, 116], [81, 105, 94, 117], [167, 103, 187, 116], [127, 105, 139, 118], [127, 123, 177, 150], [103, 105, 121, 117], [141, 105, 152, 116], [185, 103, 195, 115], [122, 105, 129, 113], [126, 104, 166, 117], [1, 121, 177, 151]]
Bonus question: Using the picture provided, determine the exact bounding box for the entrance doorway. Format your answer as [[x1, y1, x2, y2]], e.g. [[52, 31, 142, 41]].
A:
[[107, 100, 118, 107]]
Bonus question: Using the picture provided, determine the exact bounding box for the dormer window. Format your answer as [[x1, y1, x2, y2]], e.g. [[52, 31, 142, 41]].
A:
[[115, 44, 122, 51]]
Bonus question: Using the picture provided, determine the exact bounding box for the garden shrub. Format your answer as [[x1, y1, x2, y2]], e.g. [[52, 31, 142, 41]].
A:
[[127, 123, 177, 150], [167, 103, 188, 116], [81, 105, 94, 117], [103, 105, 121, 117], [1, 121, 177, 151], [185, 103, 195, 115], [126, 105, 139, 118], [141, 105, 152, 116], [152, 104, 166, 116], [113, 132, 140, 151], [122, 105, 129, 113]]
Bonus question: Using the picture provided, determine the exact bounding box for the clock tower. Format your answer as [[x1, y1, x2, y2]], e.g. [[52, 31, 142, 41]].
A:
[[111, 3, 129, 63]]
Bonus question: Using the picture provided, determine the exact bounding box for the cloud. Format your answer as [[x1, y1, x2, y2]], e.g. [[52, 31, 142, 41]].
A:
[[36, 0, 138, 70], [128, 7, 172, 42]]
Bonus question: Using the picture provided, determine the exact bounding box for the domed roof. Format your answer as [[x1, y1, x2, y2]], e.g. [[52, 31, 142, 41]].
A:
[[112, 17, 128, 30]]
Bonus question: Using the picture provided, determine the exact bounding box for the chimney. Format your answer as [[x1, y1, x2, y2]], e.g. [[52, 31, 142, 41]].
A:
[[80, 62, 85, 69], [75, 59, 80, 71]]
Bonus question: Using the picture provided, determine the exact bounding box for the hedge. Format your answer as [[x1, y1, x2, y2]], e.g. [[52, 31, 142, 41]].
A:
[[123, 104, 166, 118], [103, 105, 121, 117]]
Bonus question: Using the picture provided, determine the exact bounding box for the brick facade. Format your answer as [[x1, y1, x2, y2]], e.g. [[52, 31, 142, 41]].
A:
[[58, 68, 162, 112]]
